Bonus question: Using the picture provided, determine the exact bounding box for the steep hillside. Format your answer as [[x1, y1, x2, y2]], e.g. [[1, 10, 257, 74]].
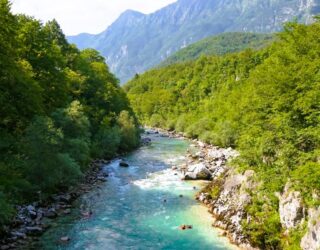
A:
[[68, 0, 319, 83], [124, 21, 320, 249], [160, 32, 274, 66]]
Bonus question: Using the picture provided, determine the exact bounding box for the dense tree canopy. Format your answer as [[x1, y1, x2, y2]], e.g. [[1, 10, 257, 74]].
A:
[[160, 32, 274, 66], [0, 0, 140, 234], [125, 21, 320, 249]]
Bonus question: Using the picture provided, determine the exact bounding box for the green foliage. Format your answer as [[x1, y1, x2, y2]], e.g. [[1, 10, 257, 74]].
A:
[[0, 192, 14, 234], [292, 162, 320, 206], [281, 226, 307, 250], [242, 205, 282, 249], [161, 32, 274, 66], [92, 125, 121, 159], [117, 111, 140, 152], [125, 21, 320, 248], [0, 1, 140, 232], [52, 101, 91, 169]]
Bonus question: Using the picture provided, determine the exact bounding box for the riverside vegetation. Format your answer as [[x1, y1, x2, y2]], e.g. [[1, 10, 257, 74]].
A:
[[125, 20, 320, 249], [0, 0, 140, 237]]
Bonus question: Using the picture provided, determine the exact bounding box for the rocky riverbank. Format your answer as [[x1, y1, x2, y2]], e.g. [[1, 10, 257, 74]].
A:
[[145, 128, 255, 249], [146, 128, 320, 250], [182, 141, 257, 250], [0, 159, 111, 250]]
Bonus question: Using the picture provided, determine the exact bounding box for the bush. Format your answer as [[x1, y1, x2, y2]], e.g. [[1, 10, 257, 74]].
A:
[[0, 192, 14, 234], [118, 111, 140, 152]]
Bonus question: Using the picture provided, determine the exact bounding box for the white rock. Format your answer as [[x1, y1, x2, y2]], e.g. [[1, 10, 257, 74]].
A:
[[208, 149, 224, 159], [197, 141, 206, 148], [301, 207, 320, 250], [184, 163, 211, 180], [279, 183, 304, 230]]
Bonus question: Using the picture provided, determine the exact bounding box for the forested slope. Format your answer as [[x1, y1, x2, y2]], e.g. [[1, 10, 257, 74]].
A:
[[160, 32, 274, 66], [0, 0, 139, 234], [125, 20, 320, 249]]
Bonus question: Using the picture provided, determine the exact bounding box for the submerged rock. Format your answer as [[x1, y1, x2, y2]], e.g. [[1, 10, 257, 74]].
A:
[[119, 161, 129, 167]]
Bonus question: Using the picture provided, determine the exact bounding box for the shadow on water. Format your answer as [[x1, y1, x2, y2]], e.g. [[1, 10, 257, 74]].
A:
[[30, 136, 235, 250]]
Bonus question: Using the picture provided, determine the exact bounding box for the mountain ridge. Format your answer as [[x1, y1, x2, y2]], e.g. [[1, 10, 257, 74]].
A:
[[68, 0, 319, 83]]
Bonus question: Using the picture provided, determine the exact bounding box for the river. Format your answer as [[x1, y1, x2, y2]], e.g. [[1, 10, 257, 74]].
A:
[[33, 134, 237, 250]]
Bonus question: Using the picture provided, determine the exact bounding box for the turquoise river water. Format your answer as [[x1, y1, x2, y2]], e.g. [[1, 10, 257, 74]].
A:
[[33, 135, 237, 250]]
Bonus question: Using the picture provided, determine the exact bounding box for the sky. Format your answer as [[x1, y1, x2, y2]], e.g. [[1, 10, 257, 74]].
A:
[[11, 0, 177, 36]]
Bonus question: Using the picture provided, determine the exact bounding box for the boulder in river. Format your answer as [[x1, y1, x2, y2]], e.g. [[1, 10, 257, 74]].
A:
[[184, 163, 212, 180], [119, 161, 129, 167], [60, 236, 71, 242]]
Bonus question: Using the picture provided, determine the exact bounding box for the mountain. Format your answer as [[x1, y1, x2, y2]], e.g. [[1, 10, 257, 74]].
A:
[[68, 0, 320, 83], [160, 32, 275, 66]]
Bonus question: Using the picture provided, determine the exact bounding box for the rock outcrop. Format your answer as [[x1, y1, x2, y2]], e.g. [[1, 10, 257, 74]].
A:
[[278, 183, 305, 231], [173, 138, 257, 248], [199, 169, 257, 248], [301, 207, 320, 250]]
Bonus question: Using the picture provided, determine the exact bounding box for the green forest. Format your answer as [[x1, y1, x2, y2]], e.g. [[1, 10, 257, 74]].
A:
[[160, 32, 274, 66], [125, 20, 320, 249], [0, 0, 140, 234]]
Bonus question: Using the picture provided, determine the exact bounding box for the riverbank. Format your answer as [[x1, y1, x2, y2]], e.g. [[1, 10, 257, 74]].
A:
[[145, 127, 257, 250], [0, 158, 112, 250]]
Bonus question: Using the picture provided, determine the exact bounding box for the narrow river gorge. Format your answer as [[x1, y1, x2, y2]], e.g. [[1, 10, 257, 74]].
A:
[[31, 134, 236, 250]]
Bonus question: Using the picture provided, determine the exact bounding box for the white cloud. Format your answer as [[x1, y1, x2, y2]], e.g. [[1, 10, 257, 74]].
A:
[[10, 0, 177, 35]]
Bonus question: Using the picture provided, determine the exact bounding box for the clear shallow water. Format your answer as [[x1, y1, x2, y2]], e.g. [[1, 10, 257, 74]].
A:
[[34, 136, 236, 250]]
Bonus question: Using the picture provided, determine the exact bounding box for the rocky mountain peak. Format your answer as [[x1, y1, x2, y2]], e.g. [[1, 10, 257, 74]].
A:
[[68, 0, 320, 83]]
